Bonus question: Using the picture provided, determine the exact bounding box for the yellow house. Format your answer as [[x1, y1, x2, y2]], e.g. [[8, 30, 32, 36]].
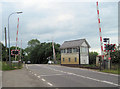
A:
[[60, 39, 90, 65]]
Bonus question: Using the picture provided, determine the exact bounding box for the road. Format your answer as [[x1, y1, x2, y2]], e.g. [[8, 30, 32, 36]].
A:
[[26, 64, 119, 88], [2, 66, 50, 87]]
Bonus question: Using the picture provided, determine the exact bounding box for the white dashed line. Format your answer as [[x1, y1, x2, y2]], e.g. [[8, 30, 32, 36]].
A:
[[47, 82, 53, 86], [35, 64, 119, 86], [37, 76, 41, 78], [26, 64, 28, 69], [34, 74, 37, 76], [40, 74, 65, 77], [42, 78, 46, 82]]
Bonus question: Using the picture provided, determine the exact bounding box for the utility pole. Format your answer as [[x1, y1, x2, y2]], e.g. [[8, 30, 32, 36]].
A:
[[52, 40, 56, 64], [5, 27, 8, 62]]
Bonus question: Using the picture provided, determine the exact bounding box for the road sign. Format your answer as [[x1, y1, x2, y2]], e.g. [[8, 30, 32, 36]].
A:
[[104, 44, 116, 52], [11, 50, 20, 55]]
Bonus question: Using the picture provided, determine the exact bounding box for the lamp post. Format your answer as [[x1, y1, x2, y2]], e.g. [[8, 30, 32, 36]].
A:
[[8, 12, 23, 64]]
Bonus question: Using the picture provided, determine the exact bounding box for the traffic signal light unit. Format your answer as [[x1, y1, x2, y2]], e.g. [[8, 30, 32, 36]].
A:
[[104, 44, 116, 52], [11, 50, 20, 55]]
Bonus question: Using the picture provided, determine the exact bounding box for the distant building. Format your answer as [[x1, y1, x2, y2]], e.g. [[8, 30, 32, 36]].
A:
[[60, 39, 90, 65]]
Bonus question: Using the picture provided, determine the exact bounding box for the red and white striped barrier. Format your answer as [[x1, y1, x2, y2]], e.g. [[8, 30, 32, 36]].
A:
[[16, 18, 19, 48], [96, 1, 104, 59]]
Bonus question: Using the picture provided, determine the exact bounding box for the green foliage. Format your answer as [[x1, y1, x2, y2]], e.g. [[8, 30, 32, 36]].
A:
[[101, 69, 120, 74], [28, 39, 40, 48], [89, 52, 98, 64], [110, 50, 120, 64], [0, 42, 7, 61], [2, 62, 23, 71], [24, 39, 61, 64]]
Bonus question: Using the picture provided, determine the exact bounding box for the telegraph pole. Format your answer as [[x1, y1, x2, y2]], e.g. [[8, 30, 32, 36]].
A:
[[5, 27, 8, 62], [52, 40, 56, 64]]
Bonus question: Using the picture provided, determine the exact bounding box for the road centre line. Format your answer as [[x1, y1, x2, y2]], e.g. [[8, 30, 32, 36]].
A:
[[36, 64, 118, 76], [40, 74, 67, 77], [35, 65, 119, 86]]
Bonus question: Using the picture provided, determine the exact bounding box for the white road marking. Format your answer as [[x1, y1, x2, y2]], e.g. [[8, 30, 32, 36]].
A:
[[102, 81, 119, 86], [37, 76, 41, 78], [26, 64, 28, 69], [47, 82, 53, 86], [91, 70, 119, 77], [35, 64, 119, 86], [61, 65, 119, 77], [72, 73, 119, 86], [67, 72, 74, 75], [40, 74, 66, 77], [34, 74, 37, 76], [42, 78, 46, 82]]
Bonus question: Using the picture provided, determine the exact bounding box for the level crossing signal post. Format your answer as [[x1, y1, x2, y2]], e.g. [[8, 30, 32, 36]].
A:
[[103, 38, 116, 69]]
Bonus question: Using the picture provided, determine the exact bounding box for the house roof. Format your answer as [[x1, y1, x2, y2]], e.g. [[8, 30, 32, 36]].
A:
[[60, 39, 90, 49]]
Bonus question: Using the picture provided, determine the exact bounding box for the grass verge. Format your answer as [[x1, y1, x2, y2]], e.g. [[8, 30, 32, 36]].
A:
[[101, 69, 120, 75], [2, 62, 23, 71]]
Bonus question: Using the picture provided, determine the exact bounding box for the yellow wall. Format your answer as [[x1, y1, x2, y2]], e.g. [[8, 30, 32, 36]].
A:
[[61, 53, 79, 64]]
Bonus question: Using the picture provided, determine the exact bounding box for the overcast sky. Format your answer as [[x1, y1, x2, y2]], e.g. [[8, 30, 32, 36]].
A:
[[0, 0, 119, 54]]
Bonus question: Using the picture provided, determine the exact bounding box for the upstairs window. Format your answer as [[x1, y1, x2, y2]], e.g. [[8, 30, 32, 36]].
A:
[[81, 47, 88, 53], [67, 48, 72, 53], [61, 49, 66, 53], [73, 48, 77, 53]]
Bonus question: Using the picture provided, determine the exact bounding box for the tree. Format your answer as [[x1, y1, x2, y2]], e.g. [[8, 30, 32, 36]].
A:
[[24, 39, 61, 64], [28, 39, 40, 48], [0, 42, 6, 61], [110, 46, 120, 64], [89, 52, 98, 65], [24, 39, 40, 63], [26, 41, 60, 64]]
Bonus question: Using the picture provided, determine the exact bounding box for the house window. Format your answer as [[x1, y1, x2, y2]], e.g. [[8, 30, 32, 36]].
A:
[[67, 48, 70, 53], [68, 58, 71, 62], [67, 48, 72, 53], [73, 48, 77, 53], [61, 50, 63, 53], [75, 57, 77, 62], [81, 47, 88, 53], [61, 49, 66, 53], [64, 49, 66, 53], [63, 58, 65, 62]]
